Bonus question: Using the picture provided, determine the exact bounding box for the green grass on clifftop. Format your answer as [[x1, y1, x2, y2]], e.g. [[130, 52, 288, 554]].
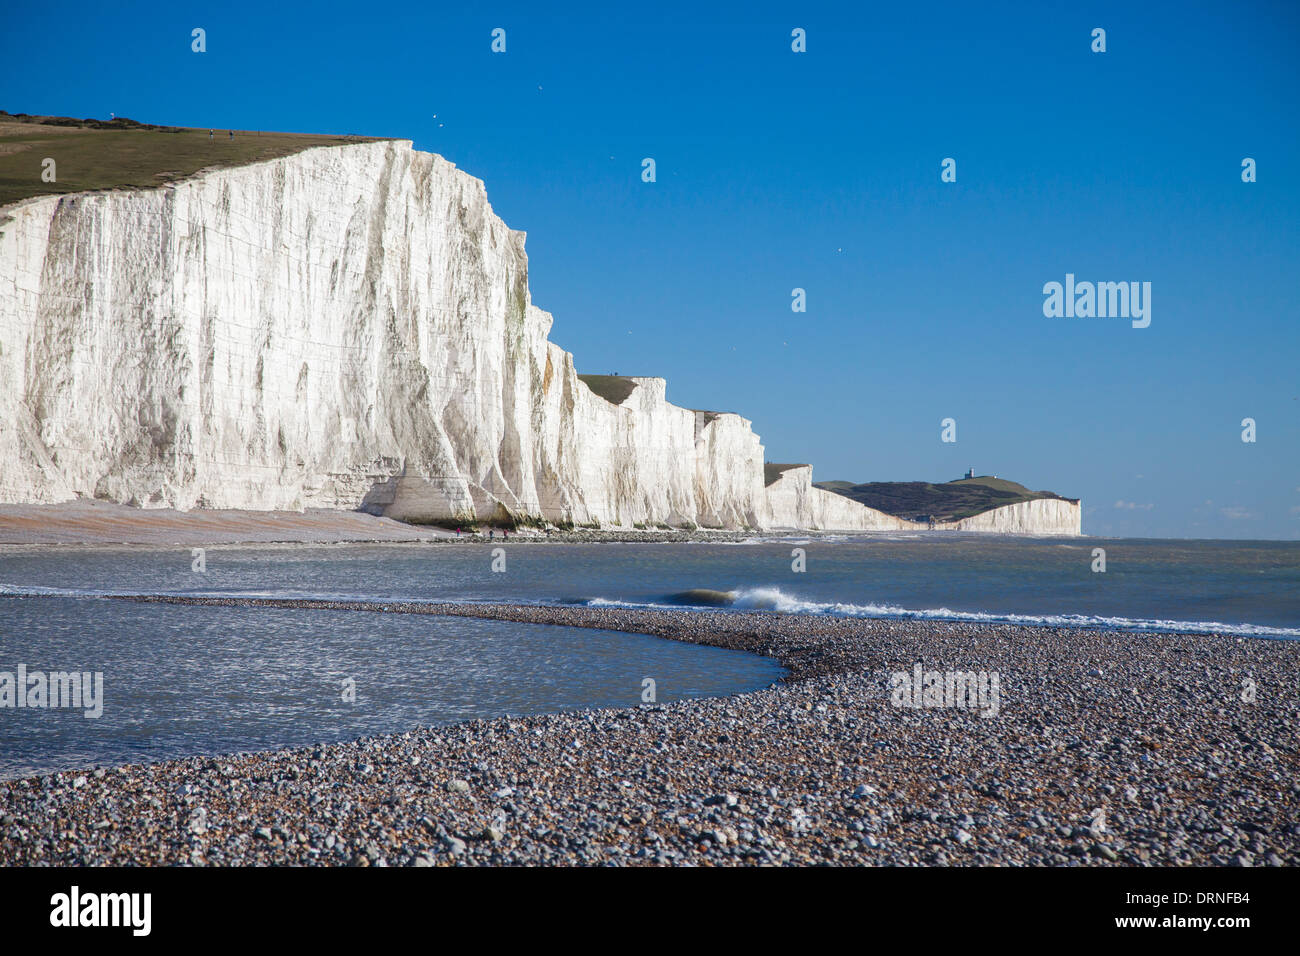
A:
[[815, 475, 1076, 522], [0, 112, 386, 207], [577, 374, 639, 406], [764, 463, 807, 487]]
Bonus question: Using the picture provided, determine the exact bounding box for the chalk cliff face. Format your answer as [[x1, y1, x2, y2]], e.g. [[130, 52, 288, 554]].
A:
[[765, 466, 912, 531], [0, 139, 1079, 533], [937, 498, 1082, 535]]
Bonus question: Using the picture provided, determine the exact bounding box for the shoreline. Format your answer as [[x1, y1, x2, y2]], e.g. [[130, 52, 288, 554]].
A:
[[0, 500, 1108, 550], [2, 600, 1297, 866], [0, 500, 816, 549]]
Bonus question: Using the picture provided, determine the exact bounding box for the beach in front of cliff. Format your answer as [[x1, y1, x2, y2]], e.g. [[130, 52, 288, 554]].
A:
[[0, 537, 1296, 866], [0, 500, 767, 547], [1, 601, 1297, 866]]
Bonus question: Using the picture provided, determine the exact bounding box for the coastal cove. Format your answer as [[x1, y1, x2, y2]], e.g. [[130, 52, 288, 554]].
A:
[[0, 594, 783, 780], [0, 0, 1295, 891], [3, 535, 1295, 635], [1, 598, 1296, 866]]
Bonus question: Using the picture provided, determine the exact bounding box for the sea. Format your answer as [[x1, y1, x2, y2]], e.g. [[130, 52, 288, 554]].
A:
[[1, 533, 1296, 777]]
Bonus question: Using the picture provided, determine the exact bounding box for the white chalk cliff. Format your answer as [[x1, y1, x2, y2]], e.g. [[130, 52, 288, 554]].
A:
[[936, 498, 1081, 536], [0, 139, 1080, 533], [764, 466, 912, 532]]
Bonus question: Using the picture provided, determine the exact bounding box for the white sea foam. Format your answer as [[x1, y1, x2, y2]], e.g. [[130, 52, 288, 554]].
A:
[[6, 581, 1295, 641], [0, 583, 119, 599], [584, 587, 1300, 639]]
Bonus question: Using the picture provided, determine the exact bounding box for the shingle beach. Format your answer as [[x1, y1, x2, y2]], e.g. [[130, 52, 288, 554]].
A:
[[3, 598, 1296, 866]]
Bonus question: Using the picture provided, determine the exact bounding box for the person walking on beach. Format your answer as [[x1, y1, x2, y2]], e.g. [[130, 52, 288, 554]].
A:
[[489, 529, 494, 541]]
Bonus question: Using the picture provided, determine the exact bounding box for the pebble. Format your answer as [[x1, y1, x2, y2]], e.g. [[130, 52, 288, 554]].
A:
[[2, 601, 1296, 867]]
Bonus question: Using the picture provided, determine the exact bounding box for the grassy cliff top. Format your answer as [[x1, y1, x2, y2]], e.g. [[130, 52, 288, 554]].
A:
[[815, 475, 1076, 522], [0, 111, 387, 207], [576, 374, 639, 406], [764, 462, 809, 487]]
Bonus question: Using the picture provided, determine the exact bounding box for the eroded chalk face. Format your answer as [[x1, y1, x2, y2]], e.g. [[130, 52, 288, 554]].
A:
[[0, 142, 872, 532]]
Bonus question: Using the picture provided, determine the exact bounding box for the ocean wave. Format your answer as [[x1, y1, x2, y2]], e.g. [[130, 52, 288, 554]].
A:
[[7, 581, 1296, 640], [682, 536, 806, 546], [0, 583, 404, 603], [0, 583, 120, 599], [583, 587, 1300, 639]]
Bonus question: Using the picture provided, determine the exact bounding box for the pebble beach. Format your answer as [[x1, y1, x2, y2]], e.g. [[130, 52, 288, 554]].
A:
[[2, 598, 1297, 866]]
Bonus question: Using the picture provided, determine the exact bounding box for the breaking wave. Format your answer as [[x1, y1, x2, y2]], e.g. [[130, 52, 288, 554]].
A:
[[583, 586, 1300, 639], [6, 582, 1295, 640]]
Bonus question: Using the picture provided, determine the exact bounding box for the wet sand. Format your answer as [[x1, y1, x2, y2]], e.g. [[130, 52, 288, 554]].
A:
[[0, 500, 447, 546], [0, 501, 765, 547]]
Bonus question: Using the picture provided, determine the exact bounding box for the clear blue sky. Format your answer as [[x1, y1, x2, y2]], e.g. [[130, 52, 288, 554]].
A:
[[3, 0, 1297, 538]]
